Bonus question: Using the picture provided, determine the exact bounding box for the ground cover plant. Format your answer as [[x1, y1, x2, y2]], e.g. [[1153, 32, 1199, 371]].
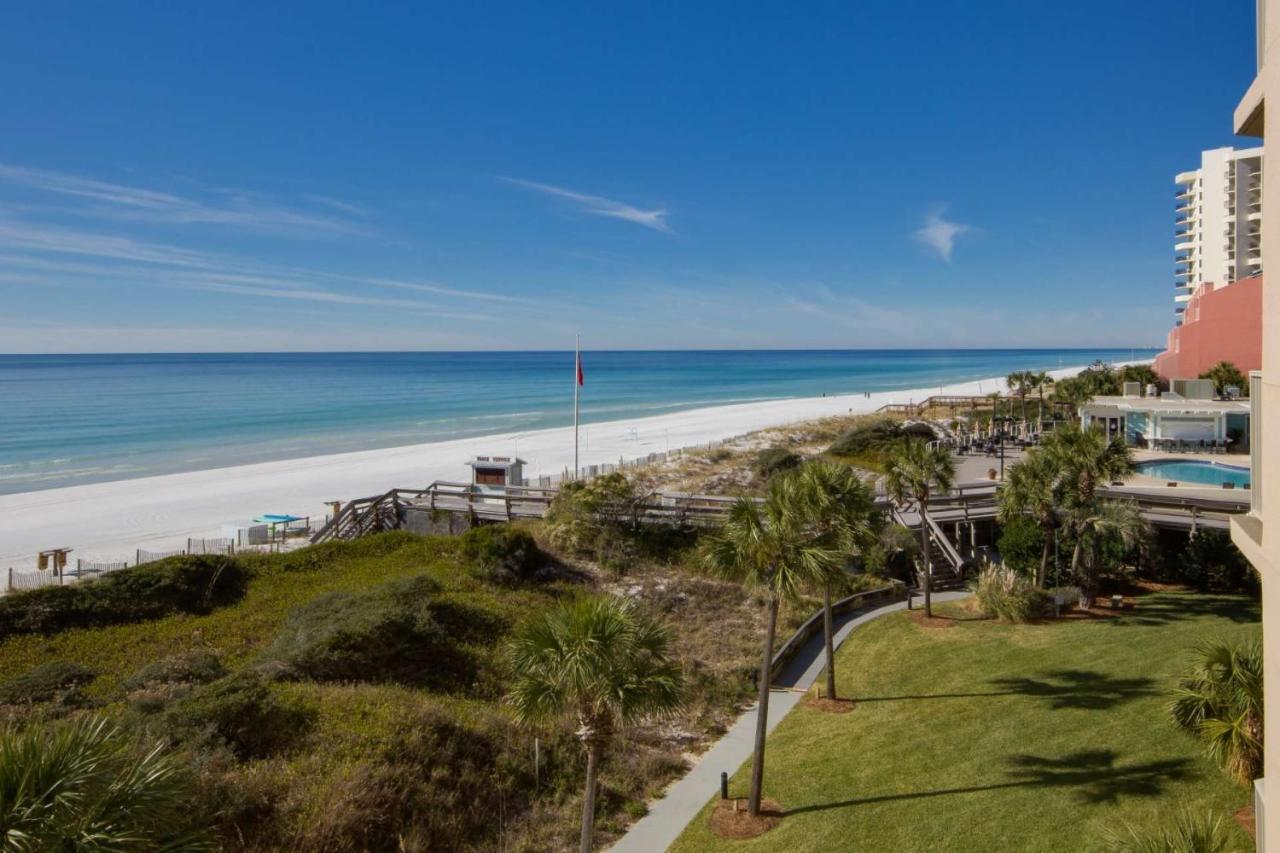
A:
[[671, 590, 1258, 852], [0, 527, 769, 851], [0, 554, 246, 640], [827, 418, 937, 472]]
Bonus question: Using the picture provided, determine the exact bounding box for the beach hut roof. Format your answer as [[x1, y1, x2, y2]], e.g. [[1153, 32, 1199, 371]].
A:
[[466, 456, 527, 469]]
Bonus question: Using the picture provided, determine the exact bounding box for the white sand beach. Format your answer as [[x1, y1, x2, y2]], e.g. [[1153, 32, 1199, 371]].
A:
[[0, 364, 1121, 570]]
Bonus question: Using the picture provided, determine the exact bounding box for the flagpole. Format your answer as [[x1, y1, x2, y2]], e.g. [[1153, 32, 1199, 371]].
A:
[[573, 334, 580, 479]]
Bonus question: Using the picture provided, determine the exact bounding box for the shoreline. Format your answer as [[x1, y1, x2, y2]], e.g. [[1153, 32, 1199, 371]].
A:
[[0, 362, 1139, 569]]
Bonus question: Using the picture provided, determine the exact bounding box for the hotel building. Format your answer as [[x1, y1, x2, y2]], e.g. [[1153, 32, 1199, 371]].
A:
[[1175, 146, 1264, 323]]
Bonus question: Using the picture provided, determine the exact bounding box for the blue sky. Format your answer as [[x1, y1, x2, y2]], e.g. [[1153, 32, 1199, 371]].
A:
[[0, 1, 1258, 352]]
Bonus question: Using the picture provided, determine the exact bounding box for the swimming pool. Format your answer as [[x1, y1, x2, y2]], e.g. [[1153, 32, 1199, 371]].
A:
[[1134, 459, 1251, 488]]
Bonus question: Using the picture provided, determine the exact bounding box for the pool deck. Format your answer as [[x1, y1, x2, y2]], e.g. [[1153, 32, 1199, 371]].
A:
[[946, 446, 1249, 499]]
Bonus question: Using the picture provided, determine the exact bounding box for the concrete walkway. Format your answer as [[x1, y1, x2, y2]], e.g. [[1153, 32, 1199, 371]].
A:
[[610, 590, 971, 852]]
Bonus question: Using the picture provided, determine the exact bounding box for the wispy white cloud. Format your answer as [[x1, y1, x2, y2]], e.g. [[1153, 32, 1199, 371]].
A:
[[501, 177, 672, 234], [303, 194, 370, 217], [0, 221, 538, 314], [913, 208, 972, 262], [0, 163, 365, 235], [348, 275, 529, 304], [0, 222, 224, 268]]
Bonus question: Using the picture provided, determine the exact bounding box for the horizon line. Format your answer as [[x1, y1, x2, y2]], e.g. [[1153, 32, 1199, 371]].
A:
[[0, 345, 1165, 357]]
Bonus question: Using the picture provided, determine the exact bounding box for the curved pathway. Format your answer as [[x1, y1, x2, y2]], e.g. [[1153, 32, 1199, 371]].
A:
[[610, 590, 971, 852]]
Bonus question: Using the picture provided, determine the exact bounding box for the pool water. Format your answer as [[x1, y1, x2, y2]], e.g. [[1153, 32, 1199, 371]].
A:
[[1134, 459, 1252, 488]]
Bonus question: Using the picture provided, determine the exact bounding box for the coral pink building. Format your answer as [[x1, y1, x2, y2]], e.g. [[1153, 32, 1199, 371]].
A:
[[1153, 274, 1262, 380]]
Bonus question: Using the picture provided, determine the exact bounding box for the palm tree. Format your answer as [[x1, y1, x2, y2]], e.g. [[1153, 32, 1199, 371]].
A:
[[1052, 376, 1091, 422], [998, 451, 1060, 587], [1068, 499, 1148, 608], [507, 596, 682, 852], [1041, 424, 1133, 508], [1031, 370, 1050, 429], [780, 460, 878, 701], [700, 484, 837, 816], [1198, 360, 1248, 397], [1170, 638, 1263, 785], [0, 716, 214, 850], [884, 439, 956, 617], [1007, 371, 1032, 434]]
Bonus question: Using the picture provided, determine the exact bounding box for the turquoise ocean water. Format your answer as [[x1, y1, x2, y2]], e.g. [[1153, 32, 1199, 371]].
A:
[[0, 349, 1157, 494]]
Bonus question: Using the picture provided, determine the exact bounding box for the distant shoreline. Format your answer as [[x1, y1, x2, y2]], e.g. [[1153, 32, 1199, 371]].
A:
[[0, 359, 1151, 569], [0, 347, 1160, 495]]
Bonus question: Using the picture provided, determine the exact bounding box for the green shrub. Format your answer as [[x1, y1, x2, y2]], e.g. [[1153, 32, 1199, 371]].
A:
[[997, 515, 1046, 578], [1102, 808, 1240, 852], [753, 447, 802, 480], [163, 671, 308, 759], [0, 661, 96, 706], [973, 564, 1049, 623], [122, 648, 226, 693], [545, 473, 639, 550], [1177, 531, 1257, 593], [0, 555, 247, 640], [829, 419, 936, 462], [259, 575, 484, 689], [544, 473, 643, 567], [862, 524, 918, 577], [0, 716, 215, 850], [291, 703, 563, 851], [459, 524, 546, 584], [1047, 585, 1082, 610], [269, 530, 420, 573]]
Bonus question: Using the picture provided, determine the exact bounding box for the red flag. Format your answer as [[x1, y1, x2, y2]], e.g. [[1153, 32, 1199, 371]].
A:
[[576, 351, 584, 386]]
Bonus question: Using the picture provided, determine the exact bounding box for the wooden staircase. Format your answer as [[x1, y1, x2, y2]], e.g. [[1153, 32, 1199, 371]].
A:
[[311, 489, 429, 544], [893, 507, 969, 592]]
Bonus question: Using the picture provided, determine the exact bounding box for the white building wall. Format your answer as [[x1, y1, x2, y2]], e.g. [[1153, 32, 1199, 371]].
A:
[[1174, 146, 1264, 323]]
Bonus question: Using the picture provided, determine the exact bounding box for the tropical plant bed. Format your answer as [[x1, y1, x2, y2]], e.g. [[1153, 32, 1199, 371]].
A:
[[670, 591, 1259, 852]]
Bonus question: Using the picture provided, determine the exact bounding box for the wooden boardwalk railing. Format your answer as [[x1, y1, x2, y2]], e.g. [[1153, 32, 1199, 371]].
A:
[[312, 478, 1251, 545]]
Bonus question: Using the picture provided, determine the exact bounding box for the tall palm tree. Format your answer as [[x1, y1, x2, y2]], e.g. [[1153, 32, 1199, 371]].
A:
[[780, 460, 878, 701], [700, 484, 837, 816], [884, 439, 956, 617], [1068, 499, 1148, 607], [1007, 371, 1032, 433], [985, 391, 1002, 438], [1031, 370, 1050, 429], [998, 450, 1060, 587], [1170, 638, 1263, 785], [507, 596, 682, 852]]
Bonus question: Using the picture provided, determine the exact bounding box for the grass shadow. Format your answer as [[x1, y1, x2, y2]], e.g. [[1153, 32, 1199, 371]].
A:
[[785, 749, 1194, 816], [857, 668, 1155, 710], [1101, 594, 1260, 627], [987, 669, 1157, 710]]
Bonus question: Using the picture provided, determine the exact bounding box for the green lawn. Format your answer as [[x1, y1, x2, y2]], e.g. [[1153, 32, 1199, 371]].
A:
[[671, 592, 1259, 852]]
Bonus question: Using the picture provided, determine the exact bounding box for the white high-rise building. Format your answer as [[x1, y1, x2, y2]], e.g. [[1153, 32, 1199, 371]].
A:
[[1174, 145, 1263, 324]]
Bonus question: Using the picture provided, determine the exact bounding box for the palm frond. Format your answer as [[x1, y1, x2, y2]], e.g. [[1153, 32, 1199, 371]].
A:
[[506, 596, 683, 734]]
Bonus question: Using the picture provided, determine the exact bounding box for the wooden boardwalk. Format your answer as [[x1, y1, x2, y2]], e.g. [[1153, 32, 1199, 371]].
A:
[[313, 478, 1250, 546]]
